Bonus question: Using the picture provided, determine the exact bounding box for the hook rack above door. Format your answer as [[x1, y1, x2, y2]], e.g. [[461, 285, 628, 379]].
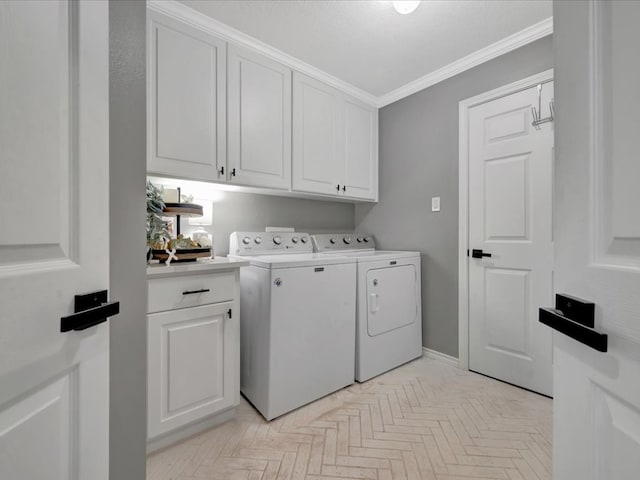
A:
[[531, 83, 554, 129]]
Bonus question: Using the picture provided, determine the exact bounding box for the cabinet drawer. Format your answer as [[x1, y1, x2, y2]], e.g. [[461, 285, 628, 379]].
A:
[[148, 271, 234, 313]]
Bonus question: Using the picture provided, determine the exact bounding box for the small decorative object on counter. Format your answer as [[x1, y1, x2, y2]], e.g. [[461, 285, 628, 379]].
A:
[[147, 185, 211, 263], [191, 228, 213, 258]]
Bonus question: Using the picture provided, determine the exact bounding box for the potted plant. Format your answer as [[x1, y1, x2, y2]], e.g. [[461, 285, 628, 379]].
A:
[[146, 181, 169, 260]]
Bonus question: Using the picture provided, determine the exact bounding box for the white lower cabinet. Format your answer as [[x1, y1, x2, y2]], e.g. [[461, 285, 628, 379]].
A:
[[147, 266, 242, 449]]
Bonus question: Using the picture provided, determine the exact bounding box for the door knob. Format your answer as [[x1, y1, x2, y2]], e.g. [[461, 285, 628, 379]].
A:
[[471, 249, 492, 259], [60, 290, 119, 332]]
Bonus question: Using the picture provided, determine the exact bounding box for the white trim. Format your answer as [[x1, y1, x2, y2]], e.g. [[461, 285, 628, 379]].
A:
[[457, 69, 554, 371], [147, 1, 552, 108], [377, 17, 553, 107], [422, 348, 460, 368], [147, 0, 378, 107], [147, 407, 236, 454]]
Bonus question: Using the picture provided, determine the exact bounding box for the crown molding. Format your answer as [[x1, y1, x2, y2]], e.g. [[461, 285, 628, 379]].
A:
[[147, 0, 379, 107], [377, 16, 553, 107]]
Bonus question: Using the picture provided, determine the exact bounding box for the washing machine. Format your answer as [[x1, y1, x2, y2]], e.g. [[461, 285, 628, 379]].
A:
[[312, 233, 422, 382], [228, 231, 356, 420]]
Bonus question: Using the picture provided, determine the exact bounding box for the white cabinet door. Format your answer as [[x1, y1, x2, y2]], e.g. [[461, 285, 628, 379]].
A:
[[292, 74, 378, 200], [147, 10, 226, 182], [147, 302, 238, 439], [552, 1, 640, 478], [228, 45, 291, 190], [0, 2, 109, 479], [342, 96, 378, 200], [292, 72, 342, 195]]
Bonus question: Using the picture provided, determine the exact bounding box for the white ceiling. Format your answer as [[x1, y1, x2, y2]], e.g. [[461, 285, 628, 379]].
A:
[[179, 0, 552, 98]]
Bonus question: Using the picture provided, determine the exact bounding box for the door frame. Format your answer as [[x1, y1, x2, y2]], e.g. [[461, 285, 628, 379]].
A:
[[457, 69, 554, 370]]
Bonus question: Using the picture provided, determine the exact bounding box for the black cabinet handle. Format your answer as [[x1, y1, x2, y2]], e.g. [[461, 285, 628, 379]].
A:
[[182, 288, 210, 295], [336, 184, 340, 191], [61, 290, 119, 332], [231, 168, 236, 177], [471, 249, 492, 259], [218, 166, 224, 175], [342, 185, 346, 192], [538, 294, 607, 352]]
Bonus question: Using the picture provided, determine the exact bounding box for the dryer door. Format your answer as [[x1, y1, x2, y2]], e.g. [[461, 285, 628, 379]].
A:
[[367, 265, 418, 336]]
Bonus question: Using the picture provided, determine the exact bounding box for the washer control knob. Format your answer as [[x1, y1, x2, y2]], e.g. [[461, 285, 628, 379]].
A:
[[343, 237, 352, 244], [329, 237, 336, 244], [273, 235, 282, 245], [363, 236, 371, 243], [300, 236, 308, 244], [254, 236, 262, 244], [242, 236, 251, 245], [292, 236, 299, 244], [357, 237, 363, 243]]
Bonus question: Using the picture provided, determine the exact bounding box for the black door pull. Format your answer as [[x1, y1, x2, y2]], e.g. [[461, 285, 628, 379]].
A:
[[472, 249, 492, 259], [60, 290, 120, 332], [538, 294, 607, 352]]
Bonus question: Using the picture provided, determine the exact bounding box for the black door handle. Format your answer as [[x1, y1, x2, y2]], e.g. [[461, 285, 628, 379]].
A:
[[539, 294, 606, 352], [60, 290, 120, 332], [471, 249, 492, 259]]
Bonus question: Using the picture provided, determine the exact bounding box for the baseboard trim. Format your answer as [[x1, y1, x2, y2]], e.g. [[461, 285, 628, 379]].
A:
[[423, 347, 460, 368], [146, 407, 236, 454]]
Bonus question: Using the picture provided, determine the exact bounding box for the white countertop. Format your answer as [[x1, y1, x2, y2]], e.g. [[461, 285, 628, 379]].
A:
[[146, 257, 249, 278]]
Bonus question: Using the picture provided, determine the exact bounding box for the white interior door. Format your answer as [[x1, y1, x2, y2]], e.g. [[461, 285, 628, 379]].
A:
[[552, 1, 640, 478], [468, 82, 554, 396], [0, 1, 110, 479]]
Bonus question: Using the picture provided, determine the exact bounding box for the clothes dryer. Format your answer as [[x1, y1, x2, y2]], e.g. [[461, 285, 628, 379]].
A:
[[312, 234, 422, 382]]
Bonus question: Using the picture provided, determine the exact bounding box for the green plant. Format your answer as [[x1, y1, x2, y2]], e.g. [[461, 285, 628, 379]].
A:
[[146, 181, 169, 249]]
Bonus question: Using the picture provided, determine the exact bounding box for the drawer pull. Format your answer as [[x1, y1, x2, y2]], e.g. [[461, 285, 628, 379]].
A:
[[182, 288, 211, 296]]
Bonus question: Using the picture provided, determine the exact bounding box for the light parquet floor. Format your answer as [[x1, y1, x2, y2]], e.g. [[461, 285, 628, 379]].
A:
[[147, 357, 552, 480]]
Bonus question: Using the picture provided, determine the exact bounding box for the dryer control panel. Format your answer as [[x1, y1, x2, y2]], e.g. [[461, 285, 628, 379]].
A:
[[230, 232, 312, 255], [311, 233, 376, 252]]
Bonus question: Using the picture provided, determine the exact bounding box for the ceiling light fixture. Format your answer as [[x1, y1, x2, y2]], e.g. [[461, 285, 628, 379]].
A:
[[392, 0, 421, 15]]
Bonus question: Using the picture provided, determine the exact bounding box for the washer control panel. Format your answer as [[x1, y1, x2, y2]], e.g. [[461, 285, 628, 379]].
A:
[[311, 233, 375, 252], [230, 232, 312, 255]]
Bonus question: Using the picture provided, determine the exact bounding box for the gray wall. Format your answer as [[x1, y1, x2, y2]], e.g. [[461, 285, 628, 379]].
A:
[[109, 2, 148, 479], [177, 190, 355, 256], [355, 36, 553, 358]]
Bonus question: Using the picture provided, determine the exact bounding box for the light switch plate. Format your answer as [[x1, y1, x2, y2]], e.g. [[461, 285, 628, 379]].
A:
[[431, 196, 441, 212]]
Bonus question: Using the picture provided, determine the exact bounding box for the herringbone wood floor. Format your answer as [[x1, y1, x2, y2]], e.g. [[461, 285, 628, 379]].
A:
[[147, 357, 552, 480]]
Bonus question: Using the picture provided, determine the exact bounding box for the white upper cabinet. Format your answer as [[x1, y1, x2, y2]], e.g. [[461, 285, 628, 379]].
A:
[[342, 97, 378, 200], [146, 5, 378, 202], [293, 73, 378, 200], [147, 10, 227, 182], [227, 45, 292, 190], [292, 73, 342, 196]]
